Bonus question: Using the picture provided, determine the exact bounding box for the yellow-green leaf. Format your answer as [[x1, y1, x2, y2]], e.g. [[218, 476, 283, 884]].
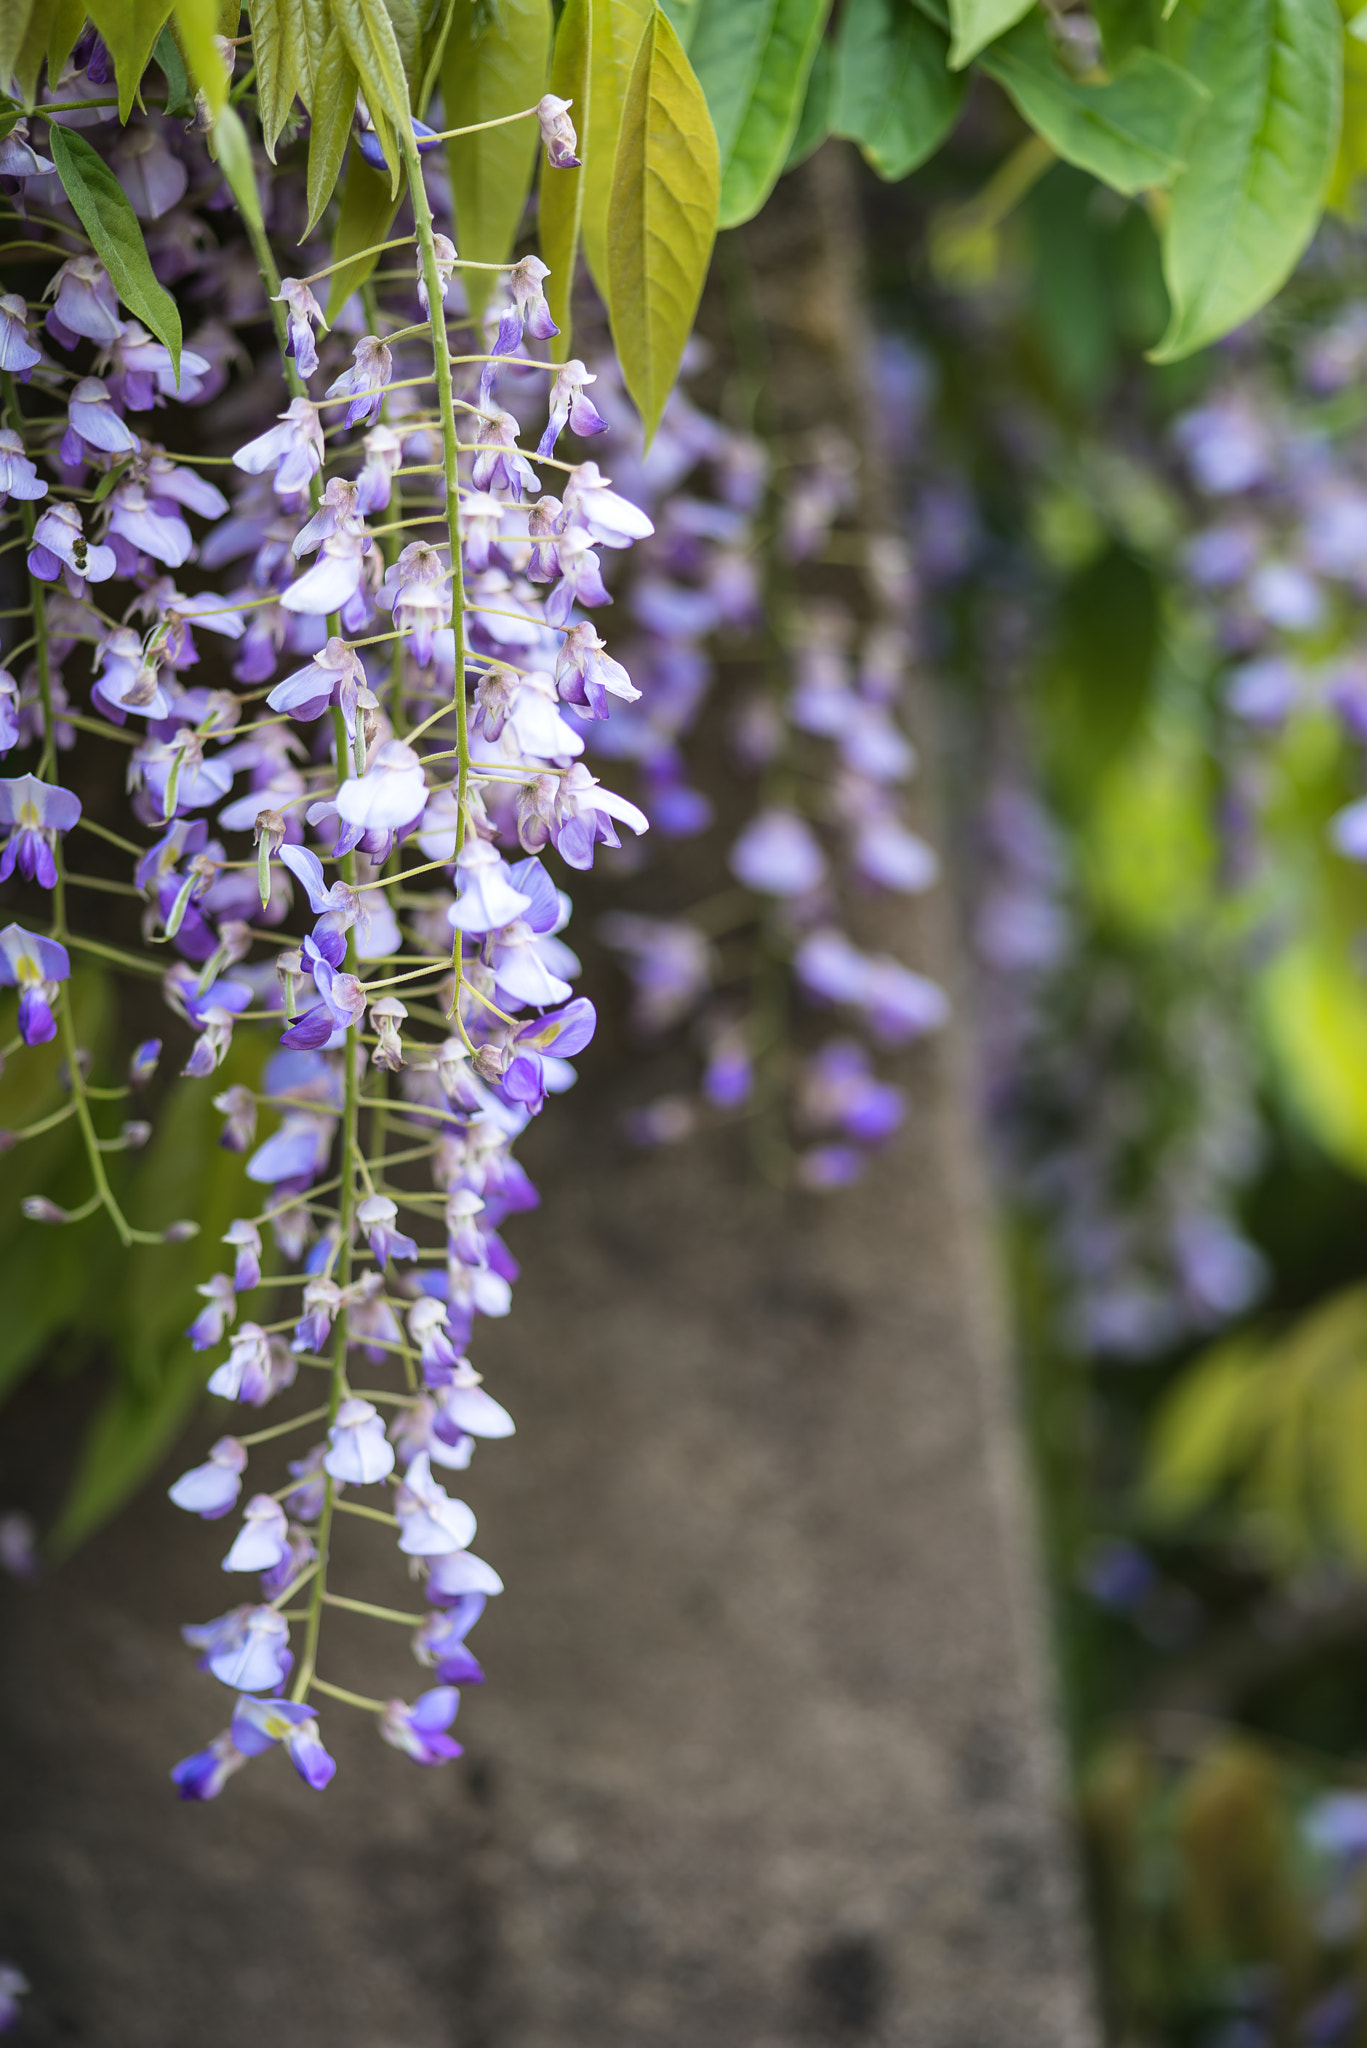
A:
[[175, 0, 230, 113], [581, 0, 653, 297], [208, 100, 264, 230], [306, 29, 360, 233], [443, 0, 552, 323], [11, 4, 46, 102], [325, 149, 402, 317], [606, 5, 718, 442], [333, 0, 413, 191], [86, 0, 175, 118], [539, 0, 592, 356], [47, 122, 183, 377], [948, 0, 1033, 67], [1144, 1336, 1265, 1523], [46, 0, 88, 94], [0, 1, 38, 99], [248, 0, 302, 157], [1260, 932, 1367, 1178]]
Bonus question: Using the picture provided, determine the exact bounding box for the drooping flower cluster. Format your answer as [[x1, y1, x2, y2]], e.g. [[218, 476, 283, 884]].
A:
[[0, 49, 660, 1796]]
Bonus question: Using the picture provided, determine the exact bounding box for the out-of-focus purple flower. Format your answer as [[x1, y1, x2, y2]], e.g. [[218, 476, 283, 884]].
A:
[[355, 423, 404, 513], [562, 460, 655, 547], [28, 502, 117, 592], [536, 92, 581, 168], [172, 1730, 246, 1801], [0, 295, 40, 381], [325, 335, 393, 431], [222, 1494, 290, 1573], [0, 1962, 26, 2033], [425, 1547, 504, 1604], [395, 1452, 476, 1556], [798, 1038, 904, 1144], [599, 913, 710, 1031], [223, 1218, 262, 1292], [0, 923, 69, 1045], [1306, 1792, 1367, 1864], [214, 1083, 256, 1152], [358, 1193, 418, 1266], [231, 1694, 336, 1789], [184, 1602, 291, 1692], [169, 1435, 247, 1519], [44, 255, 123, 348], [273, 277, 326, 378], [233, 398, 324, 497], [1173, 394, 1274, 495], [0, 774, 81, 888], [113, 123, 187, 217], [324, 1397, 396, 1485], [0, 1510, 38, 1580], [1173, 1211, 1266, 1320], [1079, 1536, 1156, 1612], [794, 928, 950, 1044], [130, 1038, 162, 1087], [1247, 559, 1323, 632], [795, 1143, 865, 1190], [1329, 797, 1367, 863], [730, 809, 826, 896], [416, 233, 458, 316], [380, 1685, 463, 1765], [207, 1321, 296, 1406]]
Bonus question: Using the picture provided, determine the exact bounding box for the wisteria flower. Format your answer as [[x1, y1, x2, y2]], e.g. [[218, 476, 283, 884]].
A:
[[438, 1370, 515, 1440], [172, 1730, 247, 1801], [222, 1494, 290, 1573], [281, 531, 369, 616], [538, 359, 605, 456], [426, 1548, 504, 1603], [730, 809, 826, 896], [0, 924, 69, 1046], [184, 1603, 291, 1692], [168, 1436, 247, 1518], [562, 461, 655, 547], [325, 335, 393, 430], [273, 277, 327, 378], [0, 294, 40, 380], [0, 118, 53, 181], [113, 122, 188, 217], [334, 738, 428, 834], [106, 478, 192, 569], [232, 397, 324, 496], [28, 502, 117, 593], [448, 835, 534, 934], [536, 92, 581, 168], [414, 1602, 486, 1684], [292, 476, 366, 556], [44, 255, 123, 348], [61, 376, 140, 467], [470, 410, 540, 498], [208, 1321, 296, 1405], [380, 1686, 463, 1765], [516, 761, 649, 870], [0, 774, 81, 887], [186, 1271, 237, 1350], [416, 233, 458, 315], [0, 669, 18, 756], [395, 1452, 477, 1555], [223, 1218, 262, 1292], [324, 1397, 396, 1485], [231, 1694, 336, 1789], [268, 637, 372, 727], [377, 541, 452, 665], [355, 423, 404, 513], [0, 427, 45, 507]]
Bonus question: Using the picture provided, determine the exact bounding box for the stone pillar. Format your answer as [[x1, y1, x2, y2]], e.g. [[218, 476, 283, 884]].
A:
[[0, 149, 1097, 2048]]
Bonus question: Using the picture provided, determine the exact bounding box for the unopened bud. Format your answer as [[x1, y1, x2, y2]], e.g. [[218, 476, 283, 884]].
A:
[[121, 1120, 153, 1150], [23, 1198, 68, 1225], [162, 1219, 200, 1243]]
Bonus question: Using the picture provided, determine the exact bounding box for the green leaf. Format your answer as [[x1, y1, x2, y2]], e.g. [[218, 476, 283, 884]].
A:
[[86, 0, 176, 119], [1151, 0, 1343, 361], [1145, 1336, 1265, 1523], [687, 0, 832, 230], [833, 0, 964, 182], [152, 22, 197, 117], [45, 0, 88, 93], [305, 29, 360, 234], [581, 0, 653, 298], [948, 0, 1034, 67], [539, 0, 592, 356], [332, 0, 414, 190], [442, 0, 553, 323], [783, 31, 830, 168], [248, 0, 302, 157], [1261, 932, 1367, 1179], [208, 102, 264, 230], [383, 0, 423, 98], [606, 5, 719, 441], [0, 1, 38, 100], [975, 11, 1209, 195], [10, 5, 46, 103], [47, 123, 183, 379], [174, 0, 230, 114], [325, 149, 401, 317]]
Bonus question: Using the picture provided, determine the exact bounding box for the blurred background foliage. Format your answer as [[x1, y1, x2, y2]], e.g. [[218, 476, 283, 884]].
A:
[[855, 42, 1367, 2046]]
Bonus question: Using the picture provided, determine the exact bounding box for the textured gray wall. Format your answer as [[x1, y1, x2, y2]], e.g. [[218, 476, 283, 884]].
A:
[[0, 150, 1097, 2048]]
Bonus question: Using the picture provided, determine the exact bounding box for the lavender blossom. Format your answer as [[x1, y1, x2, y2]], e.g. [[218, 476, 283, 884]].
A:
[[0, 925, 69, 1045], [536, 93, 581, 168], [273, 277, 326, 378], [169, 1436, 247, 1518], [0, 775, 81, 888]]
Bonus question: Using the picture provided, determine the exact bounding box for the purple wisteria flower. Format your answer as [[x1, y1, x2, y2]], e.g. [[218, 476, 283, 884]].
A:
[[333, 738, 428, 836], [377, 541, 451, 665], [0, 924, 69, 1045], [44, 255, 123, 348], [184, 1603, 291, 1692], [0, 1964, 29, 2031], [0, 428, 45, 507], [538, 359, 606, 457], [273, 277, 326, 378], [380, 1686, 463, 1765], [395, 1453, 477, 1555], [232, 397, 324, 496], [172, 1730, 247, 1801], [168, 1436, 247, 1518], [358, 1193, 417, 1264], [729, 809, 826, 896], [61, 376, 140, 466], [231, 1694, 336, 1789], [416, 233, 458, 315], [222, 1494, 291, 1572], [414, 1600, 486, 1684], [0, 775, 81, 887], [27, 502, 117, 593], [325, 336, 393, 431], [0, 293, 41, 381], [324, 1398, 396, 1484], [536, 92, 581, 169]]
